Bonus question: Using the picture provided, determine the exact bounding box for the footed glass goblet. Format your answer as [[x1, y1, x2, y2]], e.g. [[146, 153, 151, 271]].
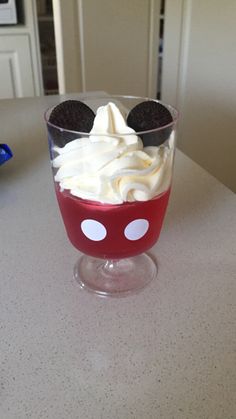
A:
[[45, 95, 178, 296]]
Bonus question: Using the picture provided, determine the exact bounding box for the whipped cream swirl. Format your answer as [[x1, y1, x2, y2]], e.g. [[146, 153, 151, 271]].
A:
[[52, 102, 174, 204]]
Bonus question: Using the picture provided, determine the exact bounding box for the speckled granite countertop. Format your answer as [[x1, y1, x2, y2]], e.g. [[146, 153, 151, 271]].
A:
[[1, 95, 236, 419]]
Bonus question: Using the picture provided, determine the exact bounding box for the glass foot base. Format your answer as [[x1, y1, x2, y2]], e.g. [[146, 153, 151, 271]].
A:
[[74, 253, 157, 297]]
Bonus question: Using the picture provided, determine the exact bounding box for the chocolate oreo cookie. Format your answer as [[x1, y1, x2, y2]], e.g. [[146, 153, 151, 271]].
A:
[[127, 101, 173, 146], [48, 100, 95, 147]]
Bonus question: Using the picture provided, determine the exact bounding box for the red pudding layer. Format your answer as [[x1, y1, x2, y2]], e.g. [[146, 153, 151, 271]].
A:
[[55, 186, 171, 259]]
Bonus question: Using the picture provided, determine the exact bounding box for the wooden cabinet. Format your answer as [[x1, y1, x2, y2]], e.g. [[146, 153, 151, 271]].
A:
[[0, 0, 43, 99]]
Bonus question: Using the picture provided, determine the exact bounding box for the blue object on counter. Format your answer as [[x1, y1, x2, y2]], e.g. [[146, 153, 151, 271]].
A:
[[0, 144, 13, 166]]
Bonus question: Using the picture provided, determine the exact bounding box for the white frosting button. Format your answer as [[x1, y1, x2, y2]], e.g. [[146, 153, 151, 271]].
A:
[[124, 219, 149, 241], [81, 219, 107, 241]]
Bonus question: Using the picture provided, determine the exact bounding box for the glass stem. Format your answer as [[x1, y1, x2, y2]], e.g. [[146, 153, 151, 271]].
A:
[[103, 260, 117, 271]]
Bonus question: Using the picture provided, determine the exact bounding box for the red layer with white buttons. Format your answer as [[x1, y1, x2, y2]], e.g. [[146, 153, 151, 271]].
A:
[[55, 186, 171, 259]]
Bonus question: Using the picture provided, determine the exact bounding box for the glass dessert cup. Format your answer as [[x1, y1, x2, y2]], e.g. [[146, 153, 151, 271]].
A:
[[45, 95, 178, 297]]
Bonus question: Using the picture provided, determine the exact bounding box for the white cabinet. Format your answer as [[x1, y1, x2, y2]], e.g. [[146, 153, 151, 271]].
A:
[[162, 0, 236, 192], [52, 0, 161, 97], [0, 35, 35, 98], [0, 0, 43, 99]]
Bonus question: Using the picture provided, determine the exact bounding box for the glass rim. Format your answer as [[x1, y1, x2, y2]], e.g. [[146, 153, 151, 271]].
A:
[[44, 94, 179, 137]]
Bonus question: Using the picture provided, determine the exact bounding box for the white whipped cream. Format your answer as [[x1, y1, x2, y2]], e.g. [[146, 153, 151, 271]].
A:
[[52, 102, 175, 204]]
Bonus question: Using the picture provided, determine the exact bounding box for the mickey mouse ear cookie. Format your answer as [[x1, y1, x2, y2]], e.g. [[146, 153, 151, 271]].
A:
[[48, 100, 95, 147], [127, 101, 173, 147]]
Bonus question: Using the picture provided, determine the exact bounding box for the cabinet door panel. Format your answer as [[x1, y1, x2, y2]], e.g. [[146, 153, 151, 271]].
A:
[[0, 35, 35, 99]]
